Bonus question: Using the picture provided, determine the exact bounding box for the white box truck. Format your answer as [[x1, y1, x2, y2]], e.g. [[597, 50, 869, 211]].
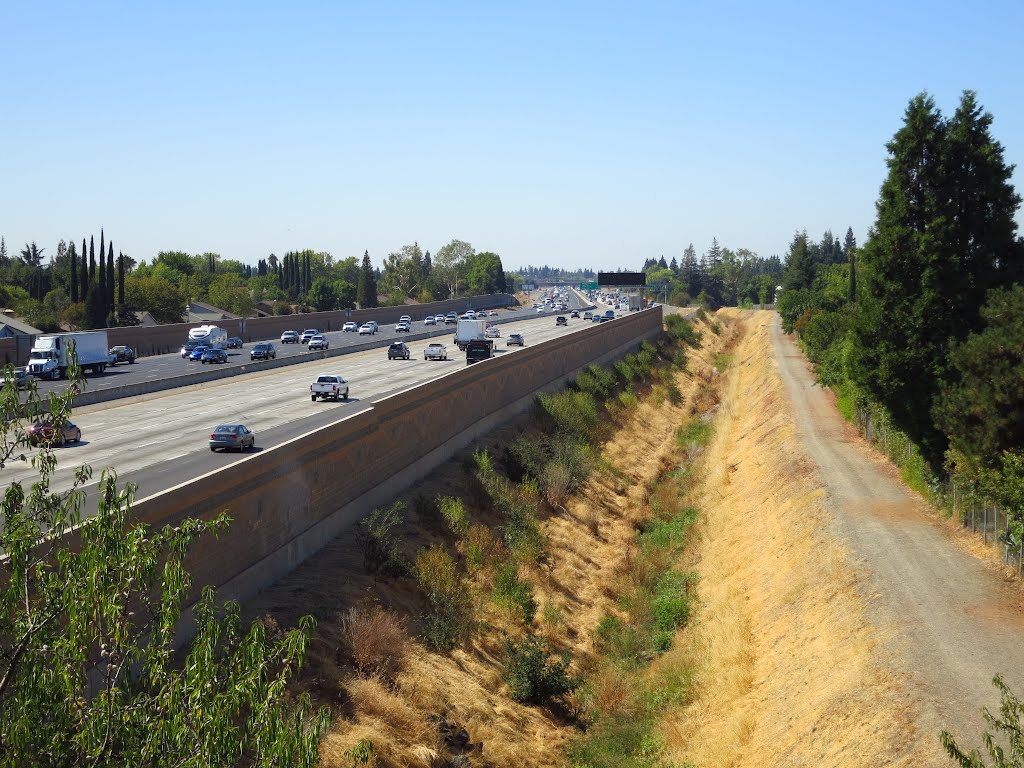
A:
[[27, 331, 115, 380], [453, 319, 492, 351]]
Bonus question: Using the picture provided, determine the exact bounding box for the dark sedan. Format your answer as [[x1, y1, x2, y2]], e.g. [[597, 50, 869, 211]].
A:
[[28, 419, 81, 447], [226, 337, 244, 349], [209, 424, 255, 452], [109, 345, 136, 364], [250, 343, 276, 361], [387, 342, 411, 360], [200, 348, 228, 364]]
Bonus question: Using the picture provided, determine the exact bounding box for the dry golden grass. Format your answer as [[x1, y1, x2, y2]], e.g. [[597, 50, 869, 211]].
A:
[[242, 312, 753, 767], [659, 310, 936, 767]]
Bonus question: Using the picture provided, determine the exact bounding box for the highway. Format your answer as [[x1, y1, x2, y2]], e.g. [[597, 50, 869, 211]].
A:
[[5, 290, 615, 520], [27, 303, 546, 400]]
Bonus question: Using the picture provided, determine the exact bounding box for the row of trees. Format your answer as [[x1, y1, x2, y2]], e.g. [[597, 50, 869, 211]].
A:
[[640, 239, 787, 308], [779, 90, 1024, 527], [1, 237, 511, 330]]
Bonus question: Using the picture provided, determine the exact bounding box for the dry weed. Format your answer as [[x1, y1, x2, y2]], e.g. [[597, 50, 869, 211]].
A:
[[341, 606, 410, 680]]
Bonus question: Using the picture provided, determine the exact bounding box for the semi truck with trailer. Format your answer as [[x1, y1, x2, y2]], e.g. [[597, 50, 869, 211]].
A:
[[27, 331, 115, 379]]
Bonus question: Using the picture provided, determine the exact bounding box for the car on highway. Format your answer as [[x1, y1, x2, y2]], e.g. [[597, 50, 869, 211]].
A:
[[310, 374, 349, 401], [181, 340, 204, 358], [226, 337, 244, 349], [281, 330, 300, 344], [423, 316, 436, 326], [487, 310, 498, 317], [435, 314, 446, 324], [6, 367, 31, 389], [507, 333, 525, 346], [109, 345, 136, 364], [387, 342, 411, 360], [308, 334, 329, 351], [556, 316, 568, 327], [342, 321, 358, 332], [445, 312, 457, 325], [484, 326, 500, 338], [395, 322, 411, 333], [536, 307, 544, 313], [570, 310, 579, 318], [209, 423, 255, 452], [358, 323, 376, 335], [399, 315, 412, 325], [424, 342, 448, 360], [200, 347, 229, 364], [250, 342, 276, 360], [27, 418, 81, 447], [300, 329, 320, 344], [188, 346, 210, 361], [583, 311, 593, 320]]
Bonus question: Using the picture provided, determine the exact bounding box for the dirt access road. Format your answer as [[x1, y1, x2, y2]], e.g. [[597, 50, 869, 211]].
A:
[[771, 312, 1024, 752]]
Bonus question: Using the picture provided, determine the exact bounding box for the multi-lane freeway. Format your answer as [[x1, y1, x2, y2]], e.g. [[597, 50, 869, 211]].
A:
[[6, 290, 615, 520]]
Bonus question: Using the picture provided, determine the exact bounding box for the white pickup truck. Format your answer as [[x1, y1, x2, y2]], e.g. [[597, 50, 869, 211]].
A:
[[310, 374, 349, 401], [423, 342, 448, 361]]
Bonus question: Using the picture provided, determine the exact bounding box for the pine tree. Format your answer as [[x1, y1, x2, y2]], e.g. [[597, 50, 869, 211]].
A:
[[669, 256, 678, 273], [69, 241, 79, 303], [851, 90, 1023, 466], [99, 229, 105, 279], [0, 236, 6, 265], [357, 250, 377, 308], [97, 241, 106, 312], [681, 244, 700, 297], [782, 230, 815, 291], [89, 236, 95, 285]]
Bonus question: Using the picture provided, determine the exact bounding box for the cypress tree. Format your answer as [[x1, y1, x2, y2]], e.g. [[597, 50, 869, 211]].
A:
[[97, 241, 107, 312], [80, 238, 89, 300], [107, 243, 115, 316], [89, 236, 95, 286], [357, 250, 377, 308], [69, 241, 78, 303]]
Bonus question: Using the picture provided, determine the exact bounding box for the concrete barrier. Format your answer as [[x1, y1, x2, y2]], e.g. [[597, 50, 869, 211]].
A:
[[127, 307, 664, 609]]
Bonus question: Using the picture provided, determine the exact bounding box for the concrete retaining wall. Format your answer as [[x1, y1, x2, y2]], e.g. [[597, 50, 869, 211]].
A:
[[129, 307, 664, 609]]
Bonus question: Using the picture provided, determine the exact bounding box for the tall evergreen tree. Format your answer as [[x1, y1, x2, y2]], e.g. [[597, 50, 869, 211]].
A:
[[89, 236, 95, 286], [422, 250, 432, 279], [97, 241, 107, 312], [851, 91, 1023, 466], [80, 238, 89, 301], [107, 242, 116, 316], [0, 236, 6, 266], [681, 244, 700, 297], [782, 230, 815, 291], [357, 250, 377, 308], [69, 241, 79, 303]]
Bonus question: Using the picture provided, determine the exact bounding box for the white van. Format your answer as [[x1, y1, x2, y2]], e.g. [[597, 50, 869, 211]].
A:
[[188, 325, 228, 349]]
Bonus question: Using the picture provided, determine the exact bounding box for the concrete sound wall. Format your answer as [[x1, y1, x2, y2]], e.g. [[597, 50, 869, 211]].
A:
[[129, 307, 664, 609], [104, 294, 517, 358]]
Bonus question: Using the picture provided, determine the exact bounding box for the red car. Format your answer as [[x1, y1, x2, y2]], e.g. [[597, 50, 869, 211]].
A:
[[28, 419, 82, 447]]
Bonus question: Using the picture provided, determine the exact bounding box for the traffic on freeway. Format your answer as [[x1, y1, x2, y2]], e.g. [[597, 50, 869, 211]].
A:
[[4, 288, 618, 521]]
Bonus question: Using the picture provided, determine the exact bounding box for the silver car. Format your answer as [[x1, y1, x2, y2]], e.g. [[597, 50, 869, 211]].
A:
[[209, 423, 255, 452]]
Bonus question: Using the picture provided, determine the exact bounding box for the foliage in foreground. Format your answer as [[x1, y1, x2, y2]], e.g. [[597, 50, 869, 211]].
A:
[[942, 675, 1024, 767], [0, 362, 329, 767]]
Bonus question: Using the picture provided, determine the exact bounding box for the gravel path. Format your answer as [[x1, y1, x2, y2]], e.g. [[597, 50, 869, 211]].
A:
[[770, 313, 1024, 753]]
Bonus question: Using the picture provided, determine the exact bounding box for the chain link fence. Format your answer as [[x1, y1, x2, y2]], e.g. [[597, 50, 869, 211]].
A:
[[854, 401, 1023, 576]]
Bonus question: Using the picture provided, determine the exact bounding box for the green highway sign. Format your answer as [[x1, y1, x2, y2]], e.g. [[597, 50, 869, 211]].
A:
[[579, 281, 598, 289]]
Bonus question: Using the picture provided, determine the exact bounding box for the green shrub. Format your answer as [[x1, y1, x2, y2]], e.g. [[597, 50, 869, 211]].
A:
[[502, 633, 578, 706], [638, 508, 698, 556], [674, 418, 713, 451], [437, 495, 469, 536], [505, 435, 549, 482], [537, 389, 601, 436], [617, 390, 639, 410], [463, 523, 496, 572], [652, 570, 694, 633], [664, 314, 701, 347], [359, 501, 412, 577], [493, 561, 537, 624], [415, 545, 474, 651]]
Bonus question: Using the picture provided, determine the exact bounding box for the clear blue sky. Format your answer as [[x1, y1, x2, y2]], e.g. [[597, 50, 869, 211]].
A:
[[3, 1, 1022, 272]]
